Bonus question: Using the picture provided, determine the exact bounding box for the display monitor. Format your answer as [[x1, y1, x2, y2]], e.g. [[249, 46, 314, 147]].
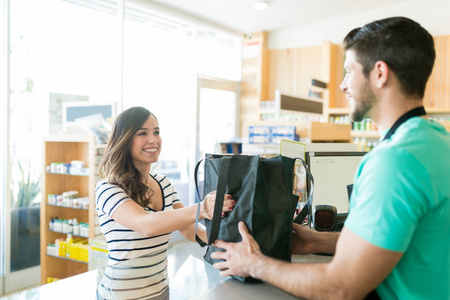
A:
[[62, 102, 116, 132], [305, 151, 367, 215]]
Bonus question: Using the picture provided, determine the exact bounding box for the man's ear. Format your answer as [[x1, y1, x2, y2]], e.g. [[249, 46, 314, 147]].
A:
[[372, 60, 389, 89]]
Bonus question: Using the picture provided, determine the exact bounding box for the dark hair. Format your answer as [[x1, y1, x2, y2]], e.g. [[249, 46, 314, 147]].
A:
[[99, 106, 157, 207], [343, 17, 435, 99]]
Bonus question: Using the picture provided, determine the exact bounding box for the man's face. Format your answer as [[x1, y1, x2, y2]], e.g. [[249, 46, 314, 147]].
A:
[[340, 50, 376, 122]]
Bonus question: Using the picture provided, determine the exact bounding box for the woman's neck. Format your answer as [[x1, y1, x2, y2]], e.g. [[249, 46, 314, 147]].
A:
[[134, 163, 152, 184]]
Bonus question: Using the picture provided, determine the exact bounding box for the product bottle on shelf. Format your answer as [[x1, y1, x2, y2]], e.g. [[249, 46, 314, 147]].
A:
[[67, 219, 73, 234], [73, 219, 80, 236], [66, 234, 73, 258]]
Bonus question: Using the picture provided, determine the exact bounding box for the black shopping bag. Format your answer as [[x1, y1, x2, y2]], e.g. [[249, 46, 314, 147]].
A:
[[194, 154, 300, 282]]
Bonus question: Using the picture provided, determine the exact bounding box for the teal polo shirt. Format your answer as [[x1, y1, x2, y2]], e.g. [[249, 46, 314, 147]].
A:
[[345, 117, 450, 300]]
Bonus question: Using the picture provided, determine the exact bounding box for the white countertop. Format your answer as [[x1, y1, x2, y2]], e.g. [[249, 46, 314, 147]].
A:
[[4, 241, 332, 300]]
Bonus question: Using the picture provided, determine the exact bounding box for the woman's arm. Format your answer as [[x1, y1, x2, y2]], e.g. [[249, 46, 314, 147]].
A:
[[173, 202, 208, 242], [111, 192, 234, 238]]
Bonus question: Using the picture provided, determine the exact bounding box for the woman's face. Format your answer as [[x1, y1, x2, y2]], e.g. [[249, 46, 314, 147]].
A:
[[130, 115, 162, 169]]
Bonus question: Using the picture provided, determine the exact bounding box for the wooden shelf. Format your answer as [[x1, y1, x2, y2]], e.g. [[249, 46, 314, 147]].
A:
[[351, 130, 380, 139], [40, 134, 98, 284], [46, 172, 89, 177], [328, 107, 350, 114], [46, 229, 88, 239], [329, 106, 450, 115], [46, 254, 88, 265], [243, 120, 351, 143], [46, 204, 88, 211]]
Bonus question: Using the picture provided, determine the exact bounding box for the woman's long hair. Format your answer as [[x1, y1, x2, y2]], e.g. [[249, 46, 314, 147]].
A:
[[99, 106, 156, 207]]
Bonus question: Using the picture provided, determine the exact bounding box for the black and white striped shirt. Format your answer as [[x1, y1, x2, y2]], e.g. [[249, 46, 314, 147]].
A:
[[95, 174, 181, 266], [97, 249, 170, 299]]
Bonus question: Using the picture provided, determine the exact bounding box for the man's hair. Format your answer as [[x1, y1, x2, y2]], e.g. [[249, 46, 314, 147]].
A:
[[343, 17, 435, 99]]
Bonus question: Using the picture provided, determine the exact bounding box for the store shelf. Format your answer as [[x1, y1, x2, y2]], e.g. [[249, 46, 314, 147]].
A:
[[46, 229, 89, 239], [329, 106, 450, 115], [243, 120, 351, 143], [46, 254, 88, 265], [328, 107, 350, 115], [46, 204, 88, 211], [40, 134, 99, 284], [46, 172, 89, 177], [351, 130, 380, 139], [426, 107, 450, 114]]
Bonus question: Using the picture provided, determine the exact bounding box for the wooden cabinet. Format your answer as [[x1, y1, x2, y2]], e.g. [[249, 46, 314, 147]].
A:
[[243, 120, 351, 143], [40, 134, 99, 284], [254, 34, 450, 141]]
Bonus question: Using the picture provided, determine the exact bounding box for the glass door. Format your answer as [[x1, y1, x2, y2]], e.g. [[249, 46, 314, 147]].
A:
[[3, 0, 120, 293], [197, 76, 241, 158], [0, 0, 7, 293], [192, 76, 240, 203]]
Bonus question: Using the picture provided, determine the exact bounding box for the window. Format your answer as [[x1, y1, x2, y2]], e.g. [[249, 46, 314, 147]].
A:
[[198, 24, 243, 81], [123, 4, 196, 205], [2, 0, 242, 289]]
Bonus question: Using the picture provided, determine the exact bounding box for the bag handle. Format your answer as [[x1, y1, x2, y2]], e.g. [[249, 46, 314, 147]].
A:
[[194, 156, 231, 247], [293, 157, 314, 224]]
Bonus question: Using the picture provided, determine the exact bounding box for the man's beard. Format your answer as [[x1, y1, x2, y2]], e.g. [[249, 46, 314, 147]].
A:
[[350, 80, 376, 123]]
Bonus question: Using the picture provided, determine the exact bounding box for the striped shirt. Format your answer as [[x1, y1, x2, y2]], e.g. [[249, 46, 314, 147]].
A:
[[95, 174, 181, 266], [97, 249, 170, 299]]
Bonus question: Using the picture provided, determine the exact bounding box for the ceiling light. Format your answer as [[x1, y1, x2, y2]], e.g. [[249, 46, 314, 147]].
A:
[[253, 1, 269, 10]]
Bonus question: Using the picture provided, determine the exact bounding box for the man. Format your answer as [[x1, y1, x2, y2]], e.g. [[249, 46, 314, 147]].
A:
[[211, 17, 450, 300]]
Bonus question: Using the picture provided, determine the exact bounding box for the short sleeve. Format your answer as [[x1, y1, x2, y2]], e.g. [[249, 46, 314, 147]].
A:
[[95, 180, 131, 217], [345, 147, 430, 251]]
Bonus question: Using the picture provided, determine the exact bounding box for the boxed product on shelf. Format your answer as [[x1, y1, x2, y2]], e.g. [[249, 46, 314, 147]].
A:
[[249, 125, 271, 144], [249, 125, 299, 144], [249, 134, 271, 144], [88, 238, 108, 271], [249, 125, 271, 135], [270, 125, 299, 144], [46, 161, 89, 176]]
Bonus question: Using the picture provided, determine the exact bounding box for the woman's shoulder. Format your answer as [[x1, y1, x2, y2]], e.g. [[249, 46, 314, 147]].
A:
[[95, 179, 124, 193], [150, 173, 169, 184]]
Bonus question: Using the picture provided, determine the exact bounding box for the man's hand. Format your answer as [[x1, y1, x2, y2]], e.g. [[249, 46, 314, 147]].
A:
[[292, 223, 339, 255], [210, 221, 262, 277], [291, 223, 318, 255]]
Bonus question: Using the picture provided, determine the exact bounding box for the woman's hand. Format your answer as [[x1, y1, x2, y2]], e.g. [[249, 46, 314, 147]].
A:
[[200, 191, 236, 220]]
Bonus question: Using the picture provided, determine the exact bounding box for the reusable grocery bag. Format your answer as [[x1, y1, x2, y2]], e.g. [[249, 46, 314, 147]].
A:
[[194, 154, 303, 282]]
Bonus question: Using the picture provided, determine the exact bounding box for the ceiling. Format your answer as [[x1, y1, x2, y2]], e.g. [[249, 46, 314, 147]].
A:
[[148, 0, 410, 34]]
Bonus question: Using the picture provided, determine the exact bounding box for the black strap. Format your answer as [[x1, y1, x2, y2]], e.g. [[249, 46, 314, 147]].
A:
[[364, 290, 381, 300], [293, 157, 314, 224], [194, 156, 231, 247], [194, 158, 206, 246], [382, 106, 426, 142], [208, 157, 231, 245]]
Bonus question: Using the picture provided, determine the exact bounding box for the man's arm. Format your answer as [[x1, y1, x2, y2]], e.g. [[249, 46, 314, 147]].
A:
[[291, 223, 339, 255], [212, 222, 403, 300]]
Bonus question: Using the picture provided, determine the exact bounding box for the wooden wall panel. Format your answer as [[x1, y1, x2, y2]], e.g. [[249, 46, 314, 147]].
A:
[[333, 45, 347, 109], [268, 45, 322, 100], [240, 32, 270, 137], [266, 35, 450, 112], [424, 35, 450, 109]]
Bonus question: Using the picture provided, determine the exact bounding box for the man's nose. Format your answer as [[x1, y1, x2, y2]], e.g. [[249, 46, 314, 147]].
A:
[[340, 78, 347, 92]]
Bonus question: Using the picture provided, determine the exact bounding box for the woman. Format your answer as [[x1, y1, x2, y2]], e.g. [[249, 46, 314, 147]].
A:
[[95, 106, 235, 299]]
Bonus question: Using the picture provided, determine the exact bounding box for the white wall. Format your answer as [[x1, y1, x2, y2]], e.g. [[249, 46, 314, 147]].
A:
[[268, 0, 450, 49]]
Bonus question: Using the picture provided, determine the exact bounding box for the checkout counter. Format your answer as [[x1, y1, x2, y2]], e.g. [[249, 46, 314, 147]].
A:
[[10, 241, 332, 299]]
